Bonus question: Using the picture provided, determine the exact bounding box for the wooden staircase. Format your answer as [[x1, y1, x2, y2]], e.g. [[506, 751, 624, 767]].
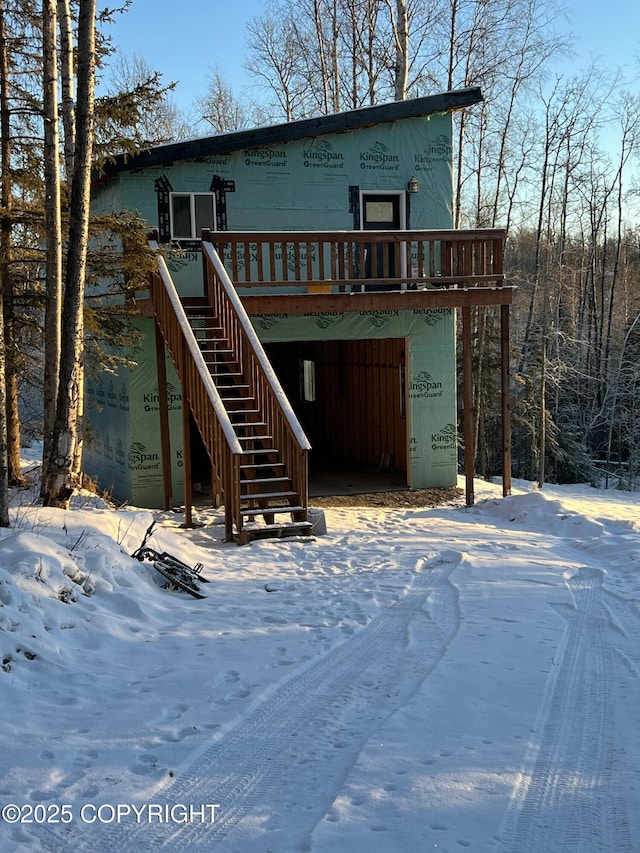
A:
[[148, 241, 312, 543], [183, 300, 312, 540]]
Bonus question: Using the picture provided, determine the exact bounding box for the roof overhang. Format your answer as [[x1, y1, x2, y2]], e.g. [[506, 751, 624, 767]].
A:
[[96, 87, 483, 179]]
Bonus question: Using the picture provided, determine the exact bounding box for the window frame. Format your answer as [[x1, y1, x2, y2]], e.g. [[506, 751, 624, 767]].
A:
[[169, 192, 216, 240]]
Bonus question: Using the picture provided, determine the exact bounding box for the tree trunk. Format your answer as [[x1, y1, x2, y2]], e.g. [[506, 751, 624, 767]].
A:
[[0, 283, 8, 527], [537, 306, 547, 488], [446, 0, 458, 91], [393, 0, 408, 100], [312, 0, 330, 114], [331, 0, 340, 110], [41, 0, 63, 497], [4, 355, 21, 485], [68, 0, 83, 481], [0, 0, 10, 524], [58, 0, 76, 183], [42, 0, 96, 508], [0, 0, 21, 491]]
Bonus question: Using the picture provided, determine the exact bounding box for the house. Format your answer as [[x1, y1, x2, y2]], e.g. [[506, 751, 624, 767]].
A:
[[86, 87, 512, 541]]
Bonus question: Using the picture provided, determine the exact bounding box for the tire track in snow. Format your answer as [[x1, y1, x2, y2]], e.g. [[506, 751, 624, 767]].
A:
[[499, 566, 633, 853], [46, 550, 462, 853]]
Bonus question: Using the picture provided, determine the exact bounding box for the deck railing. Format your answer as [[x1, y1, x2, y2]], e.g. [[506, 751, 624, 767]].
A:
[[202, 228, 505, 292]]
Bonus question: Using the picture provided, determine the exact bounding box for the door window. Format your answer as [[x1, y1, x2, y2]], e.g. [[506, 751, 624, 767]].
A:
[[364, 200, 397, 224]]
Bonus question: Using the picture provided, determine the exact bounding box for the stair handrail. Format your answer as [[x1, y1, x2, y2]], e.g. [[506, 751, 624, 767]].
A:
[[202, 238, 312, 451], [150, 242, 244, 455]]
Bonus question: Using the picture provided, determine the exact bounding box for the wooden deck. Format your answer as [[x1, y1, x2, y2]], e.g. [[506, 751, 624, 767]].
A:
[[145, 228, 512, 531], [201, 228, 512, 505]]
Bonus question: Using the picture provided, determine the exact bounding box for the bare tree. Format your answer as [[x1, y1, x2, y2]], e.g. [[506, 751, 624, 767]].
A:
[[197, 66, 265, 132], [604, 309, 640, 488], [101, 52, 190, 147], [245, 0, 403, 117], [245, 7, 307, 121], [601, 92, 640, 385]]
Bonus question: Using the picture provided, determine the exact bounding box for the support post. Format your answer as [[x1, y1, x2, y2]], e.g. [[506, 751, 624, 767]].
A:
[[501, 304, 512, 496], [181, 370, 193, 528], [462, 306, 475, 506], [154, 322, 173, 510]]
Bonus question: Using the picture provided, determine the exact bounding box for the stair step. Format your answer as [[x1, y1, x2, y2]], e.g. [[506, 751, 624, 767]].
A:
[[185, 314, 220, 325], [191, 318, 224, 326], [240, 462, 284, 471], [208, 353, 243, 366], [231, 412, 264, 421], [241, 490, 298, 503], [240, 476, 291, 486], [190, 328, 229, 343], [216, 385, 251, 395], [182, 302, 217, 314], [197, 341, 232, 352], [231, 419, 264, 430], [198, 329, 232, 349], [201, 348, 235, 359], [186, 307, 219, 315], [240, 504, 305, 518], [238, 435, 274, 445], [228, 408, 261, 418], [241, 521, 313, 541], [234, 423, 268, 434], [187, 314, 223, 325], [224, 397, 260, 412], [225, 397, 258, 407], [207, 363, 240, 375], [215, 375, 248, 383], [183, 304, 216, 314]]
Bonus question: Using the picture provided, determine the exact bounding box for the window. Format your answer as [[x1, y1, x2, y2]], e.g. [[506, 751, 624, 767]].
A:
[[364, 200, 396, 223], [170, 193, 215, 240], [300, 359, 316, 402]]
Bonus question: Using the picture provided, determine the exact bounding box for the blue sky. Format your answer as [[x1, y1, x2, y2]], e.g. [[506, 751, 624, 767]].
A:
[[104, 0, 639, 114]]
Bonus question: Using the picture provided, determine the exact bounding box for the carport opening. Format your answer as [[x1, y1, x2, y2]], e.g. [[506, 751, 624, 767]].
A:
[[264, 338, 409, 495]]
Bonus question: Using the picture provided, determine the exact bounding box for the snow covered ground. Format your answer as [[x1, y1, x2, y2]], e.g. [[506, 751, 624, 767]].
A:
[[1, 458, 640, 852]]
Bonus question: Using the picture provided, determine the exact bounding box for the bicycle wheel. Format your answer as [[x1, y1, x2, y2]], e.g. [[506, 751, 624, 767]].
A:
[[153, 559, 207, 599]]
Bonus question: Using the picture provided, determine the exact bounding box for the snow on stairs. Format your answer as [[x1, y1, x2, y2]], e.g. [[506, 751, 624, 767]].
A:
[[182, 299, 312, 543]]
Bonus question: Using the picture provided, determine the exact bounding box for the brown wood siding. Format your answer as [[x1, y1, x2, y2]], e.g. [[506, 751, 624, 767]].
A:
[[265, 338, 407, 474]]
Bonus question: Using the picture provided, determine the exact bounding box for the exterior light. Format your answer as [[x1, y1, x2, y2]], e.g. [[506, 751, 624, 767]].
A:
[[407, 176, 419, 193]]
